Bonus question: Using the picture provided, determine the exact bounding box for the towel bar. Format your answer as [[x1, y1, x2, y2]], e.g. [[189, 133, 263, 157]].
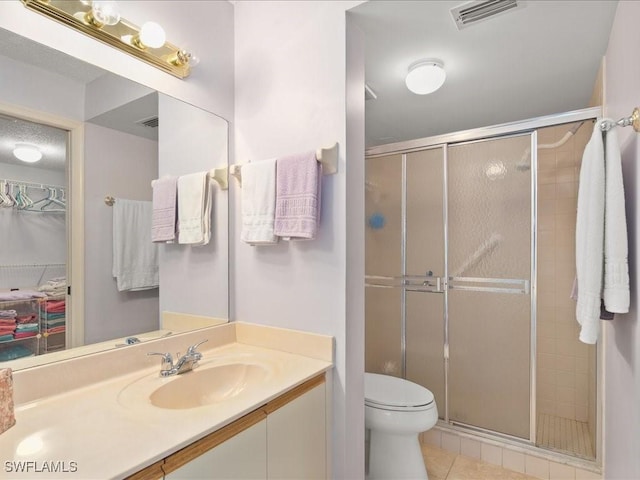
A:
[[229, 142, 339, 187], [600, 107, 640, 132], [150, 168, 229, 191]]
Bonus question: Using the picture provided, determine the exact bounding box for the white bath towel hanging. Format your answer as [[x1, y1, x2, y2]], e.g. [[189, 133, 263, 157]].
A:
[[240, 159, 278, 245], [575, 121, 605, 344], [177, 172, 212, 246], [603, 126, 630, 313], [112, 199, 159, 292]]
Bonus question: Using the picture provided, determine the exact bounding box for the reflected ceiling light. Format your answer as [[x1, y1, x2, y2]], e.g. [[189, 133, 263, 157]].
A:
[[13, 144, 43, 163], [405, 59, 446, 95], [132, 21, 166, 49], [21, 0, 196, 78]]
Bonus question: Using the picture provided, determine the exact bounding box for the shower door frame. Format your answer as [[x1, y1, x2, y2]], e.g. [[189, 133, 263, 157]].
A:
[[366, 106, 602, 450]]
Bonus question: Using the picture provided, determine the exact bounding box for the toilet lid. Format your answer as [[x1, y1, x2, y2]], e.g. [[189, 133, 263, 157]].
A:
[[365, 373, 434, 408]]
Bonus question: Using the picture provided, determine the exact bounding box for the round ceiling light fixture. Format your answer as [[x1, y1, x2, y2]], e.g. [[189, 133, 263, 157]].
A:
[[13, 144, 43, 163], [405, 59, 446, 95]]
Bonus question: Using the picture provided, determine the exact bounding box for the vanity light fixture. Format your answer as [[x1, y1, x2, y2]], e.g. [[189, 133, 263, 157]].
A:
[[133, 21, 167, 49], [21, 0, 197, 78], [405, 59, 446, 95], [85, 1, 120, 28], [13, 144, 43, 163]]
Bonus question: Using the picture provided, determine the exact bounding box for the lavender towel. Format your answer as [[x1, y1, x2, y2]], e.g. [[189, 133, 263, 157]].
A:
[[274, 151, 322, 240], [151, 176, 178, 243]]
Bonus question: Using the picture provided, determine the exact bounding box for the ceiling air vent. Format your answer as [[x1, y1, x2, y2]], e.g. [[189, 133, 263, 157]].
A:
[[136, 116, 159, 128], [451, 0, 523, 30]]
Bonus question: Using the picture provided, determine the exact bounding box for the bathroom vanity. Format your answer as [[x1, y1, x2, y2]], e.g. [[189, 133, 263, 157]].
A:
[[0, 322, 333, 479]]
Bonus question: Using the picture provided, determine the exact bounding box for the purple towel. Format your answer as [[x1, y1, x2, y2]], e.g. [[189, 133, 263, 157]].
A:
[[274, 151, 322, 240], [152, 176, 178, 242]]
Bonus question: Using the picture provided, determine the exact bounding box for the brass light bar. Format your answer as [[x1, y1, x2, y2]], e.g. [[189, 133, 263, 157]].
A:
[[21, 0, 192, 79]]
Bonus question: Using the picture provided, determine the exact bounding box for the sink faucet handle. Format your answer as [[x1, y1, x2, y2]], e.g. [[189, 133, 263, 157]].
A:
[[147, 352, 174, 368], [187, 339, 208, 355]]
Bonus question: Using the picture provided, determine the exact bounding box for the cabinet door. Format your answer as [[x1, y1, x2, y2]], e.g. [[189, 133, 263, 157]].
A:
[[267, 382, 326, 479], [165, 418, 267, 480]]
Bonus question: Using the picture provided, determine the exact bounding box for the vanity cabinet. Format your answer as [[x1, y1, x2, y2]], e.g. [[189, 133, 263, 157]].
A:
[[266, 377, 327, 479], [165, 413, 267, 480], [127, 374, 326, 480]]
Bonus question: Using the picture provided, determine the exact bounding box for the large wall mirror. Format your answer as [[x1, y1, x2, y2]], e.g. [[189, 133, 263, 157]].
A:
[[0, 27, 229, 370]]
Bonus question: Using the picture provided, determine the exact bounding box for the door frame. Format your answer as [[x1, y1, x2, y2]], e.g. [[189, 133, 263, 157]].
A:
[[0, 100, 85, 349]]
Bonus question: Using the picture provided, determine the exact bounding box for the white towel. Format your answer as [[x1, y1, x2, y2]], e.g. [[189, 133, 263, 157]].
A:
[[151, 176, 178, 243], [603, 126, 630, 312], [112, 199, 158, 292], [240, 159, 279, 245], [575, 122, 605, 344], [177, 172, 212, 246]]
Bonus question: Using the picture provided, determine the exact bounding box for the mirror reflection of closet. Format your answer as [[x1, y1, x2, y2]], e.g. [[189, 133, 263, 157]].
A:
[[0, 114, 70, 361]]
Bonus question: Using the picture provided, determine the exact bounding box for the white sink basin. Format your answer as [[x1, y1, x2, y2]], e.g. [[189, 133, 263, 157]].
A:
[[118, 358, 275, 411], [150, 363, 269, 409]]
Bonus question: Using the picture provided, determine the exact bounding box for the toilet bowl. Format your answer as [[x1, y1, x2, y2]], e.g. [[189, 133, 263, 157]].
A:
[[365, 373, 438, 480]]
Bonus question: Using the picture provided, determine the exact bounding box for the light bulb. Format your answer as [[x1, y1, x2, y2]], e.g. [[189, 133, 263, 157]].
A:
[[139, 22, 166, 49], [13, 144, 43, 163], [91, 1, 120, 26], [405, 59, 446, 95]]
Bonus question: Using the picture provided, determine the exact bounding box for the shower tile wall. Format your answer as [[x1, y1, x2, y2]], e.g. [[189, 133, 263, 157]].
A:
[[536, 123, 596, 456]]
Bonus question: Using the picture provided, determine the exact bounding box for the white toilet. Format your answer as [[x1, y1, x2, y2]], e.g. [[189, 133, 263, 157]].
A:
[[365, 372, 438, 480]]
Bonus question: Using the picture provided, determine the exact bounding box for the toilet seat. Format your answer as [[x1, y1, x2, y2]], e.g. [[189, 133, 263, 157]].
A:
[[365, 373, 435, 412]]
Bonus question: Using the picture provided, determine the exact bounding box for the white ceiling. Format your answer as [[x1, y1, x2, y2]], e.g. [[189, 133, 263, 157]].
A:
[[350, 0, 618, 148]]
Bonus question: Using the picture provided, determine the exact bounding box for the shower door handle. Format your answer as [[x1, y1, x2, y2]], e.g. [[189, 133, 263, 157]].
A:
[[403, 275, 444, 293], [448, 276, 529, 295]]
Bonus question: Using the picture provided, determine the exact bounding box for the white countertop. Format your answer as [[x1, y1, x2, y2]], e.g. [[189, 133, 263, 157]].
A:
[[0, 323, 333, 479]]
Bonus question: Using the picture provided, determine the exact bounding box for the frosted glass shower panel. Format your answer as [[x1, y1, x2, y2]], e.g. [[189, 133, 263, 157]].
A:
[[447, 134, 532, 439], [448, 136, 531, 280], [448, 290, 531, 438], [406, 291, 445, 417], [406, 148, 444, 277], [365, 154, 402, 277], [365, 286, 403, 377]]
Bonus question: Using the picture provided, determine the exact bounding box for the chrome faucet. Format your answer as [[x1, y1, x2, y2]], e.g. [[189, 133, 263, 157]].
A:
[[148, 340, 208, 377]]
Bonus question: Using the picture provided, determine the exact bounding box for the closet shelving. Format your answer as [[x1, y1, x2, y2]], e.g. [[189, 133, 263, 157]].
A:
[[0, 294, 67, 362], [0, 297, 41, 361], [38, 294, 66, 353], [0, 178, 66, 213]]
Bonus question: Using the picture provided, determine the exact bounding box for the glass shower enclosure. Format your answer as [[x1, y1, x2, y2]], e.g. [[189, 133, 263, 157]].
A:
[[366, 133, 534, 440], [365, 108, 600, 460]]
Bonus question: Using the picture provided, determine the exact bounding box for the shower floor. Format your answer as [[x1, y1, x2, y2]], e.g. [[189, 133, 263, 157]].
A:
[[537, 413, 594, 459]]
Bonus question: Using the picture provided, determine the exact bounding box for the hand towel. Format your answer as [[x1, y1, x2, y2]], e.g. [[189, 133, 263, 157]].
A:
[[240, 159, 278, 245], [274, 151, 322, 240], [177, 172, 212, 246], [151, 176, 178, 243], [112, 199, 159, 292], [575, 121, 605, 344], [603, 127, 630, 313], [0, 368, 16, 435]]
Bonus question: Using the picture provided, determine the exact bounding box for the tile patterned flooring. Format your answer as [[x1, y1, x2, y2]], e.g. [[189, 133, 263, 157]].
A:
[[423, 444, 539, 480], [537, 414, 594, 459]]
